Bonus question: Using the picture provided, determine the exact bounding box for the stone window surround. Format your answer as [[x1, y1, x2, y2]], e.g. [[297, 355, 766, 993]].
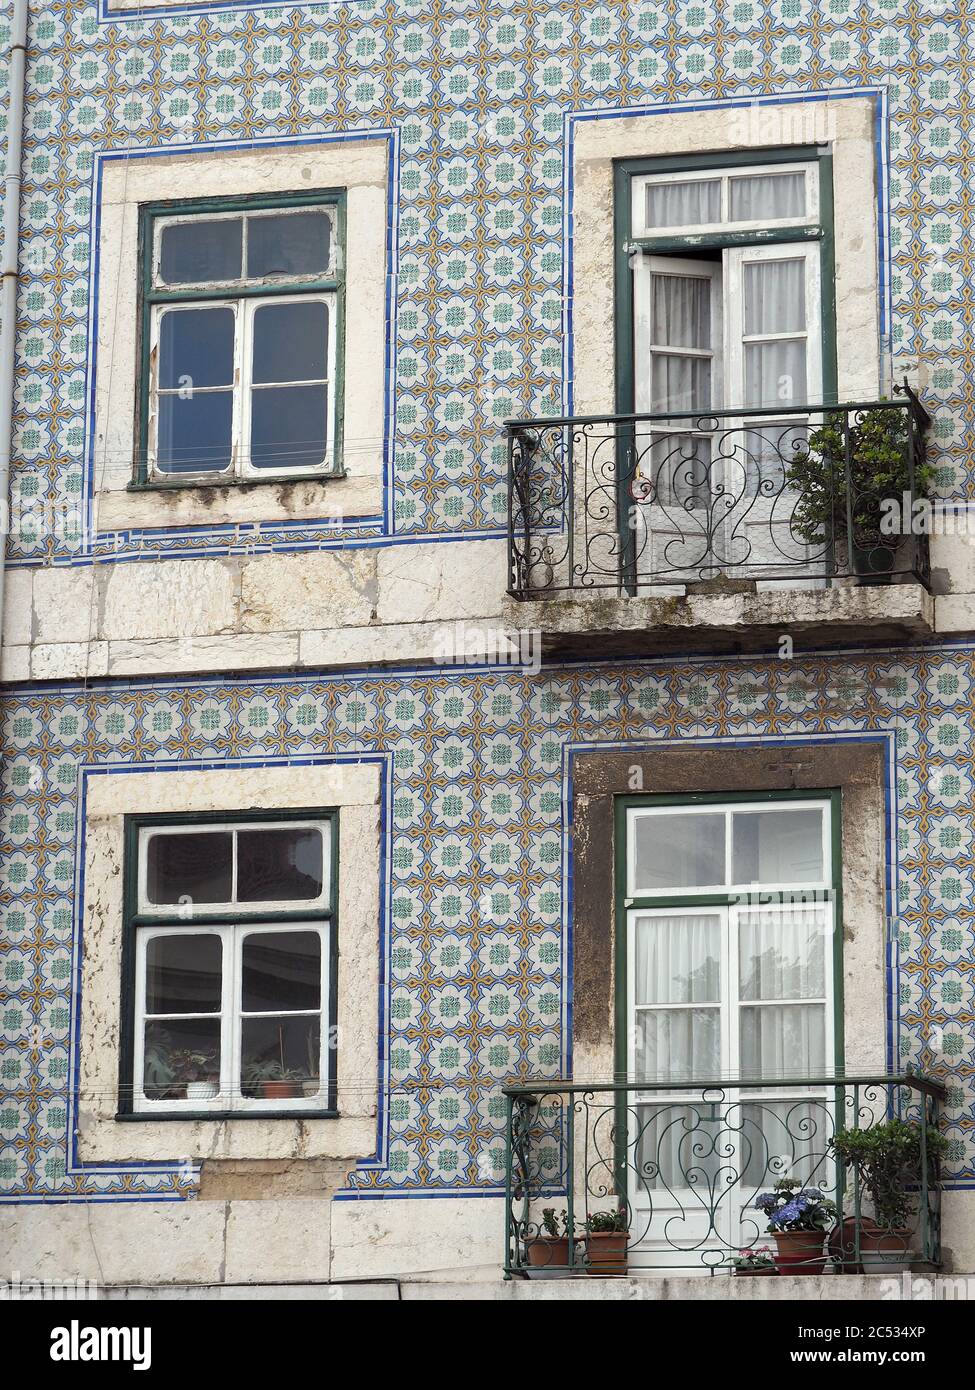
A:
[[571, 95, 883, 417], [77, 760, 381, 1164], [90, 136, 390, 535], [570, 739, 889, 1083]]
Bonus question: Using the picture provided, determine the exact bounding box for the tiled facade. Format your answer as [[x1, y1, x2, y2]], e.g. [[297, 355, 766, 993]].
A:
[[2, 0, 975, 1266]]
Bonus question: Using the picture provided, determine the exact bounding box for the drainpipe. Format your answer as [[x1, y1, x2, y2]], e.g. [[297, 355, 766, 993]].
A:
[[0, 0, 28, 660]]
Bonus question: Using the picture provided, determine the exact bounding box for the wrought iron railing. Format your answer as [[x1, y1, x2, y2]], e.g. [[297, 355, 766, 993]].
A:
[[506, 388, 931, 598], [502, 1074, 946, 1279]]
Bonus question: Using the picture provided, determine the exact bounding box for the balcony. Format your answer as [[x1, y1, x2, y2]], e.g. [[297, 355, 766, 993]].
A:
[[504, 391, 934, 656], [502, 1074, 946, 1281]]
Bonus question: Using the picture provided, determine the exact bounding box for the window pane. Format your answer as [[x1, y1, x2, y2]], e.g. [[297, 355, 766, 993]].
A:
[[158, 307, 235, 390], [732, 808, 824, 884], [740, 1003, 825, 1077], [739, 908, 826, 1002], [635, 1102, 724, 1191], [241, 1015, 320, 1095], [743, 260, 806, 335], [647, 179, 720, 228], [744, 340, 807, 410], [634, 913, 720, 1004], [159, 218, 242, 283], [156, 391, 234, 473], [247, 210, 332, 278], [145, 933, 222, 1014], [740, 1100, 829, 1186], [251, 301, 328, 384], [241, 931, 322, 1012], [236, 827, 325, 903], [650, 273, 711, 349], [145, 831, 233, 905], [648, 432, 711, 509], [249, 384, 327, 470], [730, 172, 806, 222], [631, 811, 725, 891], [649, 354, 711, 413], [634, 1008, 720, 1083], [143, 1018, 220, 1100]]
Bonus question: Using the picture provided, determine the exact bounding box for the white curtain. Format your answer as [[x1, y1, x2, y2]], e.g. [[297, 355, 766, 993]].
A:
[[740, 1004, 826, 1078], [742, 259, 807, 409], [647, 178, 720, 228], [634, 913, 721, 1084], [730, 171, 806, 221]]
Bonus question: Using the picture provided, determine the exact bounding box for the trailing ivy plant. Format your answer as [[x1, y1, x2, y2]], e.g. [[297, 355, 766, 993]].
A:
[[784, 405, 934, 555], [830, 1118, 949, 1231]]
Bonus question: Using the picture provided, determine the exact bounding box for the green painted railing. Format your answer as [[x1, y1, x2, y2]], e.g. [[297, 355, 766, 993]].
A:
[[502, 1073, 946, 1279]]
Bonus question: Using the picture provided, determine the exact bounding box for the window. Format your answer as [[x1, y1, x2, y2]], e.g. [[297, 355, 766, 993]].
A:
[[620, 800, 840, 1256], [619, 794, 840, 1242], [139, 196, 343, 483], [124, 812, 337, 1115]]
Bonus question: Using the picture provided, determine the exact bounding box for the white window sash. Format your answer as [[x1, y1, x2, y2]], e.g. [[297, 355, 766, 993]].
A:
[[633, 255, 724, 419], [630, 161, 819, 239], [133, 919, 330, 1114], [724, 242, 823, 415]]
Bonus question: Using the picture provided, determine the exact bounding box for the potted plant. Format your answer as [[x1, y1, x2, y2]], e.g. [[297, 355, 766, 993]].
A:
[[143, 1029, 177, 1101], [755, 1180, 836, 1274], [584, 1206, 629, 1276], [727, 1245, 777, 1277], [243, 1059, 303, 1100], [831, 1118, 949, 1272], [526, 1207, 573, 1275], [784, 405, 933, 582], [170, 1047, 219, 1102]]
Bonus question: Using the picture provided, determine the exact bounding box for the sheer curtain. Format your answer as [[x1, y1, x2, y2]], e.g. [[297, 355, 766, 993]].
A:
[[742, 258, 807, 409], [634, 913, 720, 1083], [729, 171, 806, 221], [647, 179, 720, 228]]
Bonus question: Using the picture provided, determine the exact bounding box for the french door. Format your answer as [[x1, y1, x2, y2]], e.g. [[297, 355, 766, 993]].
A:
[[622, 797, 838, 1270], [630, 245, 823, 586]]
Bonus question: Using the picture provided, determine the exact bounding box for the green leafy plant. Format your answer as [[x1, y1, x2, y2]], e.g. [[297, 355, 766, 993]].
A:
[[830, 1118, 949, 1231], [585, 1206, 629, 1234], [169, 1047, 218, 1085], [143, 1029, 175, 1094], [242, 1059, 303, 1086], [784, 405, 933, 558], [540, 1207, 571, 1238]]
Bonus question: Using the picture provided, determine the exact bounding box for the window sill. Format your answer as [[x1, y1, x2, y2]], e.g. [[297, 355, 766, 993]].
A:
[[127, 469, 347, 493], [115, 1109, 339, 1122]]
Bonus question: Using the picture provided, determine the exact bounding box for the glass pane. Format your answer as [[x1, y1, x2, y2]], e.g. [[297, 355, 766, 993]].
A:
[[739, 908, 826, 1001], [247, 210, 332, 278], [236, 827, 325, 903], [634, 913, 720, 1004], [145, 933, 222, 1014], [249, 384, 327, 470], [730, 171, 806, 222], [647, 179, 720, 228], [650, 273, 710, 349], [252, 301, 328, 384], [634, 1008, 720, 1083], [744, 340, 807, 410], [145, 831, 233, 905], [156, 391, 233, 474], [241, 1015, 321, 1097], [740, 1100, 831, 1186], [158, 307, 235, 390], [743, 260, 806, 335], [740, 1003, 826, 1078], [241, 931, 322, 1013], [648, 432, 711, 510], [159, 218, 242, 284], [631, 811, 726, 891], [649, 354, 710, 413], [733, 808, 824, 885], [635, 1102, 723, 1192], [143, 1018, 220, 1100]]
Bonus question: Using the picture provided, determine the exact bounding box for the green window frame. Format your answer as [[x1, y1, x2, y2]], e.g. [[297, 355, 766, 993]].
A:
[[133, 189, 347, 488], [118, 807, 340, 1120], [612, 788, 845, 1084], [613, 147, 838, 417]]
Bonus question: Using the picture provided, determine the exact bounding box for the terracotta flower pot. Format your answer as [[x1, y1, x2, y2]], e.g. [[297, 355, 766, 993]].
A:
[[772, 1229, 827, 1274], [734, 1266, 778, 1276], [585, 1231, 628, 1275], [828, 1216, 863, 1273], [526, 1236, 571, 1271], [260, 1080, 301, 1100]]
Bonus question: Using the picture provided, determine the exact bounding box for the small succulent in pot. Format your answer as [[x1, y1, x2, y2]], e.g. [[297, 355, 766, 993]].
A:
[[584, 1205, 629, 1276], [242, 1058, 304, 1100]]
